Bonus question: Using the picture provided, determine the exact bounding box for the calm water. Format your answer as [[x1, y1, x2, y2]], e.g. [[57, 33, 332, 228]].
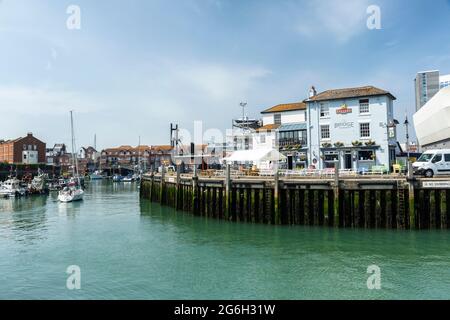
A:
[[1, 181, 450, 300]]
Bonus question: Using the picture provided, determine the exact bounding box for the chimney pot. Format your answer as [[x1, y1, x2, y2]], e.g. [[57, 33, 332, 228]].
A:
[[309, 86, 317, 98]]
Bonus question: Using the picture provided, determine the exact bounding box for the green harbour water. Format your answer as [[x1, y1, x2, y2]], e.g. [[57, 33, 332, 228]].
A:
[[1, 181, 450, 299]]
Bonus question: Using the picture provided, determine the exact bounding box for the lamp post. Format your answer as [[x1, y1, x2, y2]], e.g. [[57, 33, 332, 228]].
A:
[[404, 115, 410, 177]]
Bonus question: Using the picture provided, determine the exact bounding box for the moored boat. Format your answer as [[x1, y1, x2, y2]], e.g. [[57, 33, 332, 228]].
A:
[[58, 111, 84, 203], [112, 175, 123, 182], [0, 177, 26, 198], [90, 170, 104, 180]]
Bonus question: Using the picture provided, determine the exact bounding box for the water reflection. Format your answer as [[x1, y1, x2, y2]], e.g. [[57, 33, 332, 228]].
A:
[[0, 196, 49, 245]]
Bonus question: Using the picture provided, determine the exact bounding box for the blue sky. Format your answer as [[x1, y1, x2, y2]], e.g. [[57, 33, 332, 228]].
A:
[[0, 0, 449, 149]]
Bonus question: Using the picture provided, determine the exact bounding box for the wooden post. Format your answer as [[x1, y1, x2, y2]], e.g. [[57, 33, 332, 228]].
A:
[[192, 169, 199, 215], [175, 165, 181, 210], [149, 172, 154, 201], [225, 164, 231, 220], [160, 165, 165, 204], [274, 169, 280, 225]]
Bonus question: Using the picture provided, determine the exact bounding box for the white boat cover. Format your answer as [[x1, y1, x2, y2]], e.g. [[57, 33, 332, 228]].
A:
[[223, 148, 286, 163], [414, 86, 450, 147]]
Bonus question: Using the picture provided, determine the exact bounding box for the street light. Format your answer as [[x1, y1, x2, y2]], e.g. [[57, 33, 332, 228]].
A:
[[404, 115, 410, 177]]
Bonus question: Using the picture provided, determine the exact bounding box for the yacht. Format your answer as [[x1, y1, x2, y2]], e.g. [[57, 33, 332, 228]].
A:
[[58, 111, 84, 203], [0, 177, 26, 198]]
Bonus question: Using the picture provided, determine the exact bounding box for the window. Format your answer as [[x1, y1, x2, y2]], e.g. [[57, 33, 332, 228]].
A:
[[432, 154, 442, 163], [260, 134, 266, 144], [274, 114, 281, 125], [359, 99, 370, 114], [359, 123, 370, 138], [445, 154, 450, 162], [320, 103, 329, 118], [358, 151, 374, 161], [320, 125, 330, 140]]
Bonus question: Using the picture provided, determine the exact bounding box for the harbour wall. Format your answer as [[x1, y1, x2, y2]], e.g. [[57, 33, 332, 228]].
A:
[[140, 171, 450, 230]]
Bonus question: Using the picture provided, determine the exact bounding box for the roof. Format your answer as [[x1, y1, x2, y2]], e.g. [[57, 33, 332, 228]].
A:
[[279, 123, 307, 132], [306, 86, 396, 102], [152, 145, 173, 151], [261, 102, 306, 114], [256, 124, 280, 132]]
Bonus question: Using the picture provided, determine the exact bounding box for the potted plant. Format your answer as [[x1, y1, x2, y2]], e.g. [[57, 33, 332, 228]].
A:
[[352, 140, 362, 147], [365, 140, 376, 146], [322, 142, 332, 148], [334, 141, 344, 148]]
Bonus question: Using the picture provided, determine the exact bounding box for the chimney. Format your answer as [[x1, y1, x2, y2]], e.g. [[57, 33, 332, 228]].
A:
[[309, 86, 317, 98], [27, 132, 33, 137]]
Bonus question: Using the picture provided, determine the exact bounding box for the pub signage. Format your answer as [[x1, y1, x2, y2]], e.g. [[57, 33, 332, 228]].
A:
[[336, 104, 353, 114]]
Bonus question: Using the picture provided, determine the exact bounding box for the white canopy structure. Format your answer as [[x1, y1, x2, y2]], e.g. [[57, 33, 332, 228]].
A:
[[414, 86, 450, 148], [223, 148, 286, 164]]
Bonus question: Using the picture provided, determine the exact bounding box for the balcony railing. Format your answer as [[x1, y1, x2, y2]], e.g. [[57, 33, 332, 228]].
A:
[[278, 139, 307, 147]]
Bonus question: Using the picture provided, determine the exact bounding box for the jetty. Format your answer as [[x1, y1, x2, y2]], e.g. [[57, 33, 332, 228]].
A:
[[140, 167, 450, 230]]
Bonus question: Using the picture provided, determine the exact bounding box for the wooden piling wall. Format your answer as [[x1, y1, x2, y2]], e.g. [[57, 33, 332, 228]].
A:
[[140, 174, 450, 230]]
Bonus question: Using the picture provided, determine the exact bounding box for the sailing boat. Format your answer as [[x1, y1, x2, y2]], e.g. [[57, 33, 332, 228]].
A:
[[58, 111, 85, 203]]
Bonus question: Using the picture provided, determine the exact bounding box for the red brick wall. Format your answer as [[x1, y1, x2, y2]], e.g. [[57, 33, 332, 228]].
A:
[[0, 142, 14, 163], [12, 135, 46, 163]]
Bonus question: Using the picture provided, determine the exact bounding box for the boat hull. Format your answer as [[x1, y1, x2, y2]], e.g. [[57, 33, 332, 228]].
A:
[[58, 189, 84, 203]]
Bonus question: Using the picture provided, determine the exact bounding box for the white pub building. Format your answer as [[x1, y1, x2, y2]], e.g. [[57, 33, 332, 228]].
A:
[[305, 86, 398, 172]]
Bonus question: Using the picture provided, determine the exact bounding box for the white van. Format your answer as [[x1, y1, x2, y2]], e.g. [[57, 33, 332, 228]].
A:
[[412, 149, 450, 177]]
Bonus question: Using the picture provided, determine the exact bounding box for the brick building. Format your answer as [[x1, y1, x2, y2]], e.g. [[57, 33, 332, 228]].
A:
[[0, 133, 46, 164], [100, 145, 173, 170]]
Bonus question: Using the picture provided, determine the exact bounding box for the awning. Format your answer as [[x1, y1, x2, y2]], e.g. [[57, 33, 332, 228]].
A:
[[223, 149, 286, 163], [278, 123, 307, 132]]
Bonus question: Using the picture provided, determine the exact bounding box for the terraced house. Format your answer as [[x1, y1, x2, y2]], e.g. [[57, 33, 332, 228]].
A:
[[305, 86, 398, 172]]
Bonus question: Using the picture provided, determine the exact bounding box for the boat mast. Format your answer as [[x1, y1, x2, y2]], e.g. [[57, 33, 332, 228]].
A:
[[70, 111, 81, 186], [138, 135, 141, 174]]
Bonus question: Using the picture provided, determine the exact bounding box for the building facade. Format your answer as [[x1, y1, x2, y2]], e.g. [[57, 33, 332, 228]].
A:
[[415, 70, 442, 111], [0, 133, 46, 164], [100, 145, 173, 171], [306, 86, 397, 171], [440, 74, 450, 89], [254, 102, 308, 169], [414, 86, 450, 150]]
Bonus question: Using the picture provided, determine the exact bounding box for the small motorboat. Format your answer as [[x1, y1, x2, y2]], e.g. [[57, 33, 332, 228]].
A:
[[112, 175, 123, 182], [122, 174, 134, 182], [0, 177, 26, 198], [90, 170, 103, 180]]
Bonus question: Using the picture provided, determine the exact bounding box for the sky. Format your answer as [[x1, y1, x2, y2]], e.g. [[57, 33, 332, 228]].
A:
[[0, 0, 449, 149]]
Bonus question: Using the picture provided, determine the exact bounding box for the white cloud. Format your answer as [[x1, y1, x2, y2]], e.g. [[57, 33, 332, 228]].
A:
[[294, 0, 372, 43], [0, 86, 102, 115]]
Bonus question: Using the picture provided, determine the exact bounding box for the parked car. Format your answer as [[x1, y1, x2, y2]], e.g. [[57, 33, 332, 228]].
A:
[[412, 149, 450, 177]]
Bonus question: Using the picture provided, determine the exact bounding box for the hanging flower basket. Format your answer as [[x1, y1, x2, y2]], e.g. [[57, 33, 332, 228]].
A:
[[334, 141, 344, 148], [352, 140, 362, 147], [365, 140, 376, 146], [322, 142, 332, 148]]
